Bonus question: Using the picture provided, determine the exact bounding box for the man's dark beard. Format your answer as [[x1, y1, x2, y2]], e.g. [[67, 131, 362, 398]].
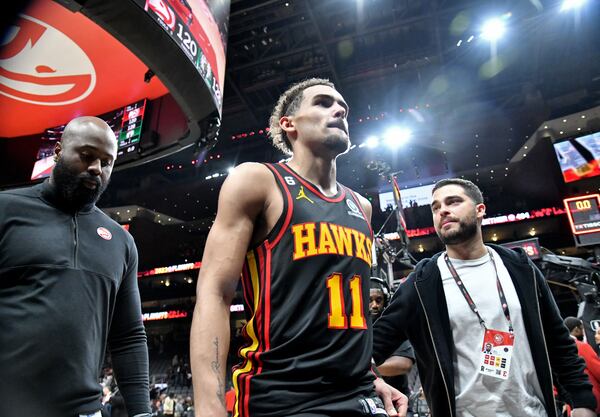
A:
[[370, 310, 382, 321], [52, 158, 108, 209], [438, 213, 478, 245], [323, 133, 349, 154]]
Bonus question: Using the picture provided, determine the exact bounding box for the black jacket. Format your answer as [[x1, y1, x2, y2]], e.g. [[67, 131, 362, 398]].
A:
[[373, 244, 596, 417], [0, 181, 150, 417]]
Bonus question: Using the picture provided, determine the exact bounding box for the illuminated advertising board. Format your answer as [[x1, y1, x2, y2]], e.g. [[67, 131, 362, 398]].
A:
[[554, 132, 600, 183], [143, 310, 188, 321], [138, 261, 202, 278]]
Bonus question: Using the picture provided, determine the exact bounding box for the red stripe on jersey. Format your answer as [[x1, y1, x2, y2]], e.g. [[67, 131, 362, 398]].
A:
[[264, 246, 273, 351], [278, 162, 346, 203], [265, 164, 294, 247], [241, 246, 269, 417], [236, 249, 266, 417], [241, 263, 253, 315], [257, 246, 268, 361]]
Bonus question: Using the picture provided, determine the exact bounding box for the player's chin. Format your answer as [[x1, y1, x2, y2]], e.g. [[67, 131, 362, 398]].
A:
[[323, 135, 349, 154]]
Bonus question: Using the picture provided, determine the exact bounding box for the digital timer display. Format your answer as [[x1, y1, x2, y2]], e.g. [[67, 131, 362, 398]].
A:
[[564, 194, 600, 235]]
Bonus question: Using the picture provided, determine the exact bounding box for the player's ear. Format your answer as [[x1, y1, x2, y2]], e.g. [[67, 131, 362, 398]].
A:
[[280, 116, 297, 140]]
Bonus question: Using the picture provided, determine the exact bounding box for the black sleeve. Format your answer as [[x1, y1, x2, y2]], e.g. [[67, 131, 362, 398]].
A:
[[108, 239, 151, 416], [390, 340, 415, 362], [372, 275, 413, 365], [532, 259, 596, 410]]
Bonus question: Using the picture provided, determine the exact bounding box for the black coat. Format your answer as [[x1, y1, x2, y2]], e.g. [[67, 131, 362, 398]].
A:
[[373, 244, 596, 417]]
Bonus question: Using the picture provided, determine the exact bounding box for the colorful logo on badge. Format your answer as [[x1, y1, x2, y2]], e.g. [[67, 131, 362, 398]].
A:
[[97, 227, 112, 240]]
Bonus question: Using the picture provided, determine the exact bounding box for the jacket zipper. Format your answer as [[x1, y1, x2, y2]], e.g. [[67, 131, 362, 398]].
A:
[[72, 215, 78, 268], [415, 282, 454, 417], [532, 264, 558, 417]]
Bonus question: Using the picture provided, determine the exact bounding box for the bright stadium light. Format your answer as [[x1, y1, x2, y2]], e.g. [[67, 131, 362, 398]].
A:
[[364, 135, 380, 149], [383, 127, 412, 149], [561, 0, 587, 11], [480, 17, 506, 41]]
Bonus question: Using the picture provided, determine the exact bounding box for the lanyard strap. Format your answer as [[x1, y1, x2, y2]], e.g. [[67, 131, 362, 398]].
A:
[[444, 249, 514, 334]]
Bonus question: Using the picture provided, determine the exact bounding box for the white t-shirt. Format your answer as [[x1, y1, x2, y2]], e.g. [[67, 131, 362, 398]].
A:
[[437, 247, 547, 417]]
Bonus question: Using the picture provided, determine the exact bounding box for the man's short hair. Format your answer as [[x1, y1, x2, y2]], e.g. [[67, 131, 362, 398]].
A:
[[564, 316, 583, 332], [268, 78, 334, 155], [432, 178, 484, 204], [370, 279, 385, 291]]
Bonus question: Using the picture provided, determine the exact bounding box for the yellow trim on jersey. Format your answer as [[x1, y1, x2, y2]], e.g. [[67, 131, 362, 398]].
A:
[[232, 250, 262, 417]]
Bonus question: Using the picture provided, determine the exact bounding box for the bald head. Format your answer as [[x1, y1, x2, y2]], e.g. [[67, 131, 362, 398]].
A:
[[50, 116, 118, 209], [61, 116, 116, 149]]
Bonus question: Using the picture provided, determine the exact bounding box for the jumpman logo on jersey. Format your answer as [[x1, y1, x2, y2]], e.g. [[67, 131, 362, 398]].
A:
[[296, 186, 314, 204]]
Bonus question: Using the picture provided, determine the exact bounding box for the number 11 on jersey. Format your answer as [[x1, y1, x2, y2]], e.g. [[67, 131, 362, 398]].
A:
[[326, 273, 367, 329]]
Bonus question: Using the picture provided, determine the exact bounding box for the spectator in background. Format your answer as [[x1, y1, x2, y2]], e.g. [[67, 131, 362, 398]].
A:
[[184, 362, 192, 387], [102, 367, 115, 389], [183, 397, 194, 417], [565, 317, 600, 414], [109, 389, 128, 417], [163, 392, 175, 417], [101, 386, 112, 417], [174, 396, 185, 417], [151, 394, 163, 417]]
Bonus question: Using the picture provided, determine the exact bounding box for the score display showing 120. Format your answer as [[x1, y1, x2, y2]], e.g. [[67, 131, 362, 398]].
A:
[[176, 23, 198, 58]]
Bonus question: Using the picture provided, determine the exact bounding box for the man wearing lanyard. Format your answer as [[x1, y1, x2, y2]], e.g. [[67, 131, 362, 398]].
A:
[[372, 178, 596, 417]]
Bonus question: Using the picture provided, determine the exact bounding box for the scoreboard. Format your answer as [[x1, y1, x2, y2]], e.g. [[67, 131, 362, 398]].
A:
[[117, 99, 147, 158], [138, 0, 224, 111], [564, 194, 600, 235]]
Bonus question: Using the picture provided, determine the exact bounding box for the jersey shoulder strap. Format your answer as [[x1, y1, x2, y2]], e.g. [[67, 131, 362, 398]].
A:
[[262, 163, 295, 248]]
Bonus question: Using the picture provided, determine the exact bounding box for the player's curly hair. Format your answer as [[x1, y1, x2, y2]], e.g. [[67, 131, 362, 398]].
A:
[[268, 78, 334, 155]]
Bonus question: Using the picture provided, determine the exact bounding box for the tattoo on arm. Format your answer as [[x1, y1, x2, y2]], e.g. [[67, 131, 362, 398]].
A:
[[211, 337, 226, 407]]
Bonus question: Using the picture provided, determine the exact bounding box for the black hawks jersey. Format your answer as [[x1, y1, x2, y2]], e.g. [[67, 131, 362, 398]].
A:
[[232, 163, 375, 417]]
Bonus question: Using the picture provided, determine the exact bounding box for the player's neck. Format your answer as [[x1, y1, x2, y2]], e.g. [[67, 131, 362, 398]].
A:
[[287, 153, 338, 196], [445, 235, 487, 260]]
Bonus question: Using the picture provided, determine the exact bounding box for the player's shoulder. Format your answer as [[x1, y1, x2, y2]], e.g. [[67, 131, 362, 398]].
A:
[[230, 162, 273, 177], [352, 191, 371, 208], [224, 162, 277, 190], [219, 162, 278, 203]]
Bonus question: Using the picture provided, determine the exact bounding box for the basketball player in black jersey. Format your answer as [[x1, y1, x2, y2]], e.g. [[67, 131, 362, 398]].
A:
[[190, 78, 408, 417]]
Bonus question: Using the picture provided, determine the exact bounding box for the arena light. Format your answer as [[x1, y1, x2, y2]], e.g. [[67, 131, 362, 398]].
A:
[[561, 0, 587, 11], [480, 17, 506, 41], [383, 127, 412, 149], [364, 135, 380, 148]]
